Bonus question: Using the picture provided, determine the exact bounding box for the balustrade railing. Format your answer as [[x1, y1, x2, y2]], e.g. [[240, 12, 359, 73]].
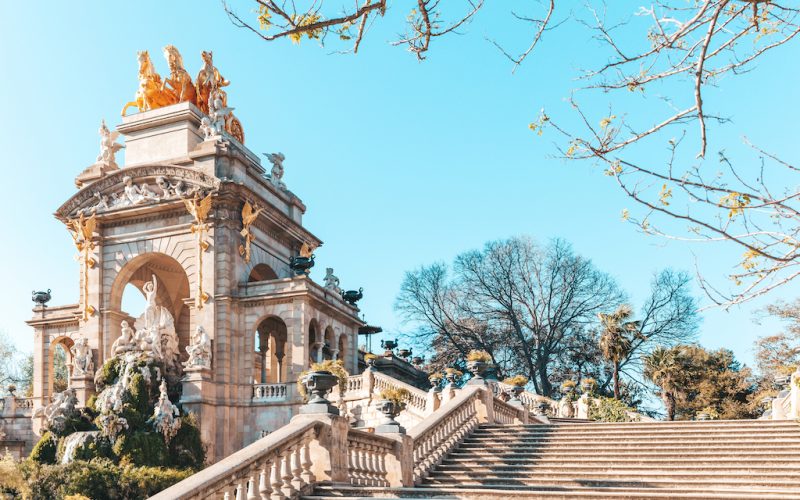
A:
[[493, 397, 522, 424], [372, 372, 428, 415], [346, 429, 396, 487], [408, 386, 482, 483], [151, 419, 321, 500], [253, 383, 289, 402]]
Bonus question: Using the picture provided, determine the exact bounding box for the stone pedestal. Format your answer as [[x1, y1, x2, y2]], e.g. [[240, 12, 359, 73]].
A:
[[69, 374, 96, 408], [180, 367, 216, 456], [299, 401, 339, 416]]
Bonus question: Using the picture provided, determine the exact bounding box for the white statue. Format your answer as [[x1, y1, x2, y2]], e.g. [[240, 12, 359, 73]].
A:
[[70, 337, 94, 377], [33, 388, 79, 434], [97, 119, 124, 167], [185, 326, 212, 369], [155, 176, 195, 199], [121, 176, 158, 206], [324, 268, 342, 294], [150, 380, 181, 443], [264, 152, 286, 189], [111, 321, 135, 356], [201, 89, 232, 140]]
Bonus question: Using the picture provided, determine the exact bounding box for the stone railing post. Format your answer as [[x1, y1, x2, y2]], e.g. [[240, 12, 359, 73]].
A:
[[772, 392, 788, 420], [577, 394, 590, 419], [426, 387, 441, 415], [362, 368, 375, 398], [384, 434, 413, 487], [441, 382, 456, 404], [474, 387, 493, 424], [293, 414, 350, 485]]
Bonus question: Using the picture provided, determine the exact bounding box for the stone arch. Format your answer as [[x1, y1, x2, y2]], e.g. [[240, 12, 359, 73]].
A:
[[337, 330, 347, 367], [242, 245, 287, 283], [323, 325, 335, 360], [254, 315, 288, 383], [248, 263, 278, 282], [106, 252, 191, 362], [49, 336, 74, 396], [308, 318, 321, 365]]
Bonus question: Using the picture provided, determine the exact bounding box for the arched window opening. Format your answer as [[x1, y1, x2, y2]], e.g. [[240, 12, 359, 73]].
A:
[[248, 264, 278, 282]]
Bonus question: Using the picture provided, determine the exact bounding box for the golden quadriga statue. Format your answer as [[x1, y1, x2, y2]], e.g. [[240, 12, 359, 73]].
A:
[[122, 46, 244, 144]]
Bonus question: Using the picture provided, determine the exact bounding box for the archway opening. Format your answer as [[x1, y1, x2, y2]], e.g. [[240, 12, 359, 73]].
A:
[[254, 316, 288, 383], [337, 332, 347, 367], [109, 253, 191, 363], [323, 326, 335, 360], [49, 337, 73, 396], [248, 264, 278, 282]]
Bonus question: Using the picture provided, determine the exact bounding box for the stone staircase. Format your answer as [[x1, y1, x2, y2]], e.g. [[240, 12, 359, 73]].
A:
[[305, 419, 800, 499]]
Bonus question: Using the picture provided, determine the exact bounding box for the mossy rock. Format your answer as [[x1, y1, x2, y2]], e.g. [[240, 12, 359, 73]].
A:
[[113, 431, 168, 467], [29, 432, 58, 465], [95, 356, 121, 390]]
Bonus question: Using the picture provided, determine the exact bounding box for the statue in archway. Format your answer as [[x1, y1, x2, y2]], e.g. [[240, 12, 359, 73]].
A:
[[70, 337, 94, 377], [185, 326, 212, 369]]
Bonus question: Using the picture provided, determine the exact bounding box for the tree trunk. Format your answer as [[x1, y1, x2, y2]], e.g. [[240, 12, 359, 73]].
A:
[[613, 361, 620, 400], [662, 392, 676, 421]]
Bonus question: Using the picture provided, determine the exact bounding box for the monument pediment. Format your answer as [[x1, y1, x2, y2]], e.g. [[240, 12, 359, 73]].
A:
[[57, 165, 221, 219]]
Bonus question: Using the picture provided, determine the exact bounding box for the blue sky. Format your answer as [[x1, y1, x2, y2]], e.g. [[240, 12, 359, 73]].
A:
[[1, 1, 798, 372]]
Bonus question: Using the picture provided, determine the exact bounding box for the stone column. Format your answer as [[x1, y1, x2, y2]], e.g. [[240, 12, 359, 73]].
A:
[[426, 387, 441, 415], [180, 366, 216, 458], [313, 342, 324, 363], [259, 338, 268, 384]]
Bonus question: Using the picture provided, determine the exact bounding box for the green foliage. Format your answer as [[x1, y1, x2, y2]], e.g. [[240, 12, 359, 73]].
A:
[[589, 397, 639, 422], [168, 412, 205, 470], [17, 458, 193, 500], [96, 356, 121, 391], [52, 345, 69, 393], [114, 432, 168, 467], [697, 406, 720, 420], [0, 450, 28, 497], [30, 432, 58, 465]]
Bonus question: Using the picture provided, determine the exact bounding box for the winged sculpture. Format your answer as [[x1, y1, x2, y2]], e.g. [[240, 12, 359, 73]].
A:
[[239, 201, 265, 262], [183, 191, 214, 227]]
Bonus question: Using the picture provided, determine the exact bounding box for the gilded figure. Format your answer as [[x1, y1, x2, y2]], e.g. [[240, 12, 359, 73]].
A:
[[162, 45, 197, 106], [121, 51, 173, 116], [183, 191, 214, 308], [239, 201, 265, 263]]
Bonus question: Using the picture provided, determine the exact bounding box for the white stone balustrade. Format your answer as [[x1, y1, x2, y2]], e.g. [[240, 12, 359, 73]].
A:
[[253, 383, 289, 402], [151, 383, 526, 498]]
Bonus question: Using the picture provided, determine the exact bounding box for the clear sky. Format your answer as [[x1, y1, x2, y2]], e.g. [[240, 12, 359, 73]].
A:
[[1, 1, 798, 373]]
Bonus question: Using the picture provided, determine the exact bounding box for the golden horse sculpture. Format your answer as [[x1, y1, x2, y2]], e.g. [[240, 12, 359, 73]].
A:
[[195, 50, 244, 144], [121, 46, 245, 143], [121, 51, 174, 116]]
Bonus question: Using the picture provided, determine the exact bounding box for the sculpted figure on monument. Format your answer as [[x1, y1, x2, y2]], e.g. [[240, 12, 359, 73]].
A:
[[111, 321, 135, 356], [195, 50, 230, 115], [150, 379, 181, 442], [324, 268, 342, 294], [121, 50, 172, 116], [162, 45, 197, 106], [70, 337, 94, 377], [185, 326, 212, 369], [155, 176, 195, 199], [33, 388, 79, 434], [265, 152, 286, 190], [96, 119, 124, 167], [121, 176, 158, 206]]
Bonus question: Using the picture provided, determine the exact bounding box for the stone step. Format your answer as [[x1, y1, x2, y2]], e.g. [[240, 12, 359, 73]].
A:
[[425, 472, 800, 486], [480, 421, 799, 429], [470, 428, 800, 437], [433, 463, 800, 474], [456, 438, 800, 447], [463, 431, 800, 440], [448, 449, 800, 458], [441, 456, 800, 466], [304, 484, 800, 499]]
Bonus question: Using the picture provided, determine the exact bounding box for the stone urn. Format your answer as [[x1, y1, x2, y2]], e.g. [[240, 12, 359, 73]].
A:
[[300, 370, 339, 415], [397, 348, 412, 360], [534, 400, 550, 416], [429, 375, 443, 391], [506, 385, 524, 401], [580, 380, 595, 394], [32, 289, 52, 306], [365, 356, 378, 369], [774, 375, 791, 390], [341, 288, 364, 306], [290, 255, 315, 275], [696, 412, 712, 421], [445, 371, 460, 385], [375, 399, 406, 434], [466, 361, 491, 385]]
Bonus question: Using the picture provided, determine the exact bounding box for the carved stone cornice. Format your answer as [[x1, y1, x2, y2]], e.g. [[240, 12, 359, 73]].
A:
[[57, 165, 221, 220]]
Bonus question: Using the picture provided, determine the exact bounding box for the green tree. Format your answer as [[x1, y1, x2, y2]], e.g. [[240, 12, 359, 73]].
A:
[[754, 300, 800, 376], [598, 304, 642, 400], [0, 331, 33, 395], [643, 346, 683, 421]]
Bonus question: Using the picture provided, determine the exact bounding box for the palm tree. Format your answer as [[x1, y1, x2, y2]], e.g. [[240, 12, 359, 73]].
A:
[[643, 346, 683, 421], [598, 304, 642, 400]]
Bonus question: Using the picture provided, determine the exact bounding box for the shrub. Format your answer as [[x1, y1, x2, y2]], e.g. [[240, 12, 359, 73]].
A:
[[696, 406, 720, 420], [95, 357, 121, 391], [168, 413, 205, 470], [30, 431, 58, 464], [589, 397, 639, 422], [503, 375, 529, 387], [18, 458, 193, 500], [0, 451, 27, 497], [114, 431, 169, 467], [466, 350, 492, 363], [379, 387, 410, 405]]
